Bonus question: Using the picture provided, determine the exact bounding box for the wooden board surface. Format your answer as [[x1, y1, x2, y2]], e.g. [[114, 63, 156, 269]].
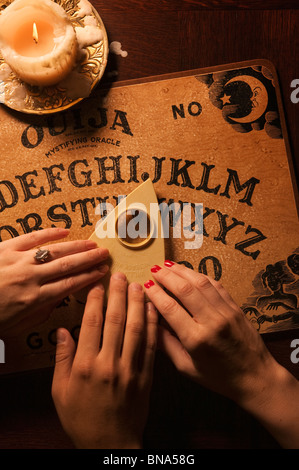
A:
[[0, 0, 298, 451], [0, 59, 298, 374]]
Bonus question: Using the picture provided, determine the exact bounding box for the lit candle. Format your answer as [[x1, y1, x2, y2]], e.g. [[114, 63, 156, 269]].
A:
[[0, 0, 78, 87]]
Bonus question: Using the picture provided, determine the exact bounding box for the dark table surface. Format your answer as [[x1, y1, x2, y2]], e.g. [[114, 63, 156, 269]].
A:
[[0, 0, 298, 450]]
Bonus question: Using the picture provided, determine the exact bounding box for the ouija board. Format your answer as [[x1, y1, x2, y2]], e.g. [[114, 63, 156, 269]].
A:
[[0, 60, 298, 374]]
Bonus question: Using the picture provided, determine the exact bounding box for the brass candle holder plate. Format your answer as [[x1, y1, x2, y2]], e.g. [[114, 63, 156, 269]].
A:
[[0, 0, 109, 114]]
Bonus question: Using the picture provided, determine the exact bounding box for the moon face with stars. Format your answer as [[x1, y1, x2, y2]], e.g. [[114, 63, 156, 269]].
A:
[[222, 75, 269, 124], [198, 66, 282, 139]]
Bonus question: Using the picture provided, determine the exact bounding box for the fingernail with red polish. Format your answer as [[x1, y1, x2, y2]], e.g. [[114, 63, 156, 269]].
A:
[[144, 280, 155, 289], [164, 260, 174, 267], [151, 265, 161, 273]]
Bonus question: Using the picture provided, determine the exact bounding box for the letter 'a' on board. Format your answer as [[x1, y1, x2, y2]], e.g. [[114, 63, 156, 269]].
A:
[[76, 179, 165, 303]]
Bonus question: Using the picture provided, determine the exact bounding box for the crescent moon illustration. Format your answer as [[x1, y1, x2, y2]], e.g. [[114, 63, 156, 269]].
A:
[[225, 75, 268, 123]]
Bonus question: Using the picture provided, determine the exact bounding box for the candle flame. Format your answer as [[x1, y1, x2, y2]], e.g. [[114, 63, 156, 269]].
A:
[[32, 22, 38, 44]]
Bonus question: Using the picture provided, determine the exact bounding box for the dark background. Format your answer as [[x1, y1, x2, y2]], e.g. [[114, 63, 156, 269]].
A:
[[0, 0, 298, 449]]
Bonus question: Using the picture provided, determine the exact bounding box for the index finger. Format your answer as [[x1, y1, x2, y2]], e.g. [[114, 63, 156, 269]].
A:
[[101, 273, 127, 360], [121, 283, 145, 369], [2, 228, 70, 251], [144, 280, 196, 348], [160, 262, 240, 315]]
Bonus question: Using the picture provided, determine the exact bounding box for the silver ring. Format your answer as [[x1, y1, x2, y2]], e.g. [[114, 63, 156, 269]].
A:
[[34, 249, 51, 263]]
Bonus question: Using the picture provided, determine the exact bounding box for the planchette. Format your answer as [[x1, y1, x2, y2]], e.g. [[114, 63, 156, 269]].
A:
[[83, 179, 165, 302]]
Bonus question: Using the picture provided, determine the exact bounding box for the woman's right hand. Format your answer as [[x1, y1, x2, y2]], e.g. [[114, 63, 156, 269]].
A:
[[145, 261, 278, 403], [144, 261, 299, 449], [0, 228, 109, 335]]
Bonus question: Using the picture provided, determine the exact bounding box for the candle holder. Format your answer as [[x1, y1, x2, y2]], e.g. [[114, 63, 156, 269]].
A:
[[0, 0, 109, 114]]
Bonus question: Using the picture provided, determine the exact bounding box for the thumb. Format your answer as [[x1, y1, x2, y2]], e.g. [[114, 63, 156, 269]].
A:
[[158, 325, 195, 375], [52, 328, 76, 402]]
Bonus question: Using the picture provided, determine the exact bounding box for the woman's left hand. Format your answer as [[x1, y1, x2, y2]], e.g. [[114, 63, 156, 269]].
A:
[[0, 228, 109, 335]]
